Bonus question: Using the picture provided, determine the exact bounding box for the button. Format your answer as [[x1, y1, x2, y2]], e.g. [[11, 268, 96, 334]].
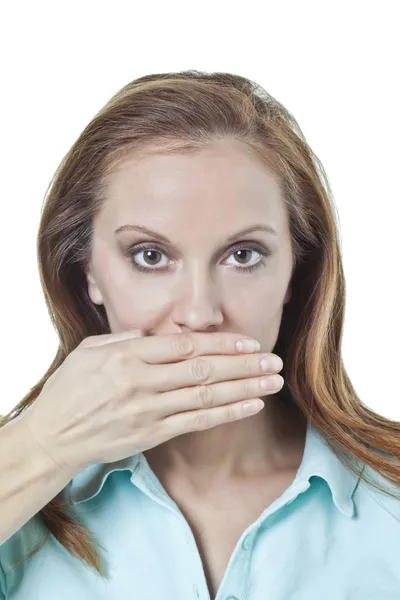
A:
[[242, 533, 254, 550], [225, 596, 240, 600]]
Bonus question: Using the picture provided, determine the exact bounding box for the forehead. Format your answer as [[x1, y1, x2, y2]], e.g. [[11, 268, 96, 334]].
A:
[[100, 141, 286, 235]]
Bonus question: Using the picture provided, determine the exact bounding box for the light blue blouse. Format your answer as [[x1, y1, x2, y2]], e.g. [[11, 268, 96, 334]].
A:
[[1, 418, 400, 599]]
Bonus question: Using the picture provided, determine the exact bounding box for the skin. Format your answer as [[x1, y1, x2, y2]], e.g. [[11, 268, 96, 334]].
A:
[[84, 138, 307, 492]]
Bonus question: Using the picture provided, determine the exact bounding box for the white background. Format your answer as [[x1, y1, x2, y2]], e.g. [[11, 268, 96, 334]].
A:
[[0, 1, 398, 419]]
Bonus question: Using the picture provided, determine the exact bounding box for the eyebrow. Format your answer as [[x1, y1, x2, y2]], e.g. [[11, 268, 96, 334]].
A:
[[114, 223, 277, 242]]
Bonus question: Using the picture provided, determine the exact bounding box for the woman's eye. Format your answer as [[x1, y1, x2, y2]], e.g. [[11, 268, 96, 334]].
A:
[[224, 249, 262, 269], [127, 244, 271, 274]]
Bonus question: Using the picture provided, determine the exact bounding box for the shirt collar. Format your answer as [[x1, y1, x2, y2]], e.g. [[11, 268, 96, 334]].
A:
[[296, 418, 364, 517], [68, 418, 364, 517]]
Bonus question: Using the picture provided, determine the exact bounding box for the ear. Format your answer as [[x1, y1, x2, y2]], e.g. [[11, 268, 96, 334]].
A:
[[83, 262, 104, 306]]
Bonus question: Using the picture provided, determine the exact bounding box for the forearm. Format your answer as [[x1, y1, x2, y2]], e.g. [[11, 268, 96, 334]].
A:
[[0, 415, 76, 544]]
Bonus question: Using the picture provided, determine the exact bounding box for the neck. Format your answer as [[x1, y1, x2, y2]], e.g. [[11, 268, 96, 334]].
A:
[[143, 396, 307, 489]]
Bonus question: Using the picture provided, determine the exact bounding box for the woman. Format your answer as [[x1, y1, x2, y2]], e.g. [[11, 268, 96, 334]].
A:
[[1, 70, 399, 599]]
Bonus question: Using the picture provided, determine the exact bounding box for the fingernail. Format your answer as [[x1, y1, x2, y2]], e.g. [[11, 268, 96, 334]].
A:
[[260, 356, 283, 371], [243, 399, 264, 413], [236, 339, 261, 352]]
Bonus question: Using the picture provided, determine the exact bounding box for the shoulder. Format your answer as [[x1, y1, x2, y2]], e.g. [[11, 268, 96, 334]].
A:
[[355, 463, 400, 525]]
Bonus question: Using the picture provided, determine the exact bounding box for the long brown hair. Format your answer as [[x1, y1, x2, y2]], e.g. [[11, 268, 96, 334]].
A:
[[1, 70, 399, 578]]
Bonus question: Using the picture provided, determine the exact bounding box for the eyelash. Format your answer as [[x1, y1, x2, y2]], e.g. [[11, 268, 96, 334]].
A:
[[126, 242, 272, 274]]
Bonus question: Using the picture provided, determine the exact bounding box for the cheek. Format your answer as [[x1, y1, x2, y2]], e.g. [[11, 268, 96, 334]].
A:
[[229, 280, 281, 313], [103, 275, 172, 330]]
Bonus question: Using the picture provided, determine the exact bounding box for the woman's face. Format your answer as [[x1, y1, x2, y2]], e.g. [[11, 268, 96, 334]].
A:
[[85, 139, 293, 353]]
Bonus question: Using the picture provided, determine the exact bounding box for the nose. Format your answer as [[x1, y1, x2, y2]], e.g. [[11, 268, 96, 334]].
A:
[[170, 268, 224, 333]]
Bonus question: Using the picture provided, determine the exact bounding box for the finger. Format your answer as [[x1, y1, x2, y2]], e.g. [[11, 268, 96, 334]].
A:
[[161, 396, 266, 439], [80, 329, 144, 348], [157, 372, 283, 418], [123, 331, 256, 365], [149, 352, 282, 394]]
